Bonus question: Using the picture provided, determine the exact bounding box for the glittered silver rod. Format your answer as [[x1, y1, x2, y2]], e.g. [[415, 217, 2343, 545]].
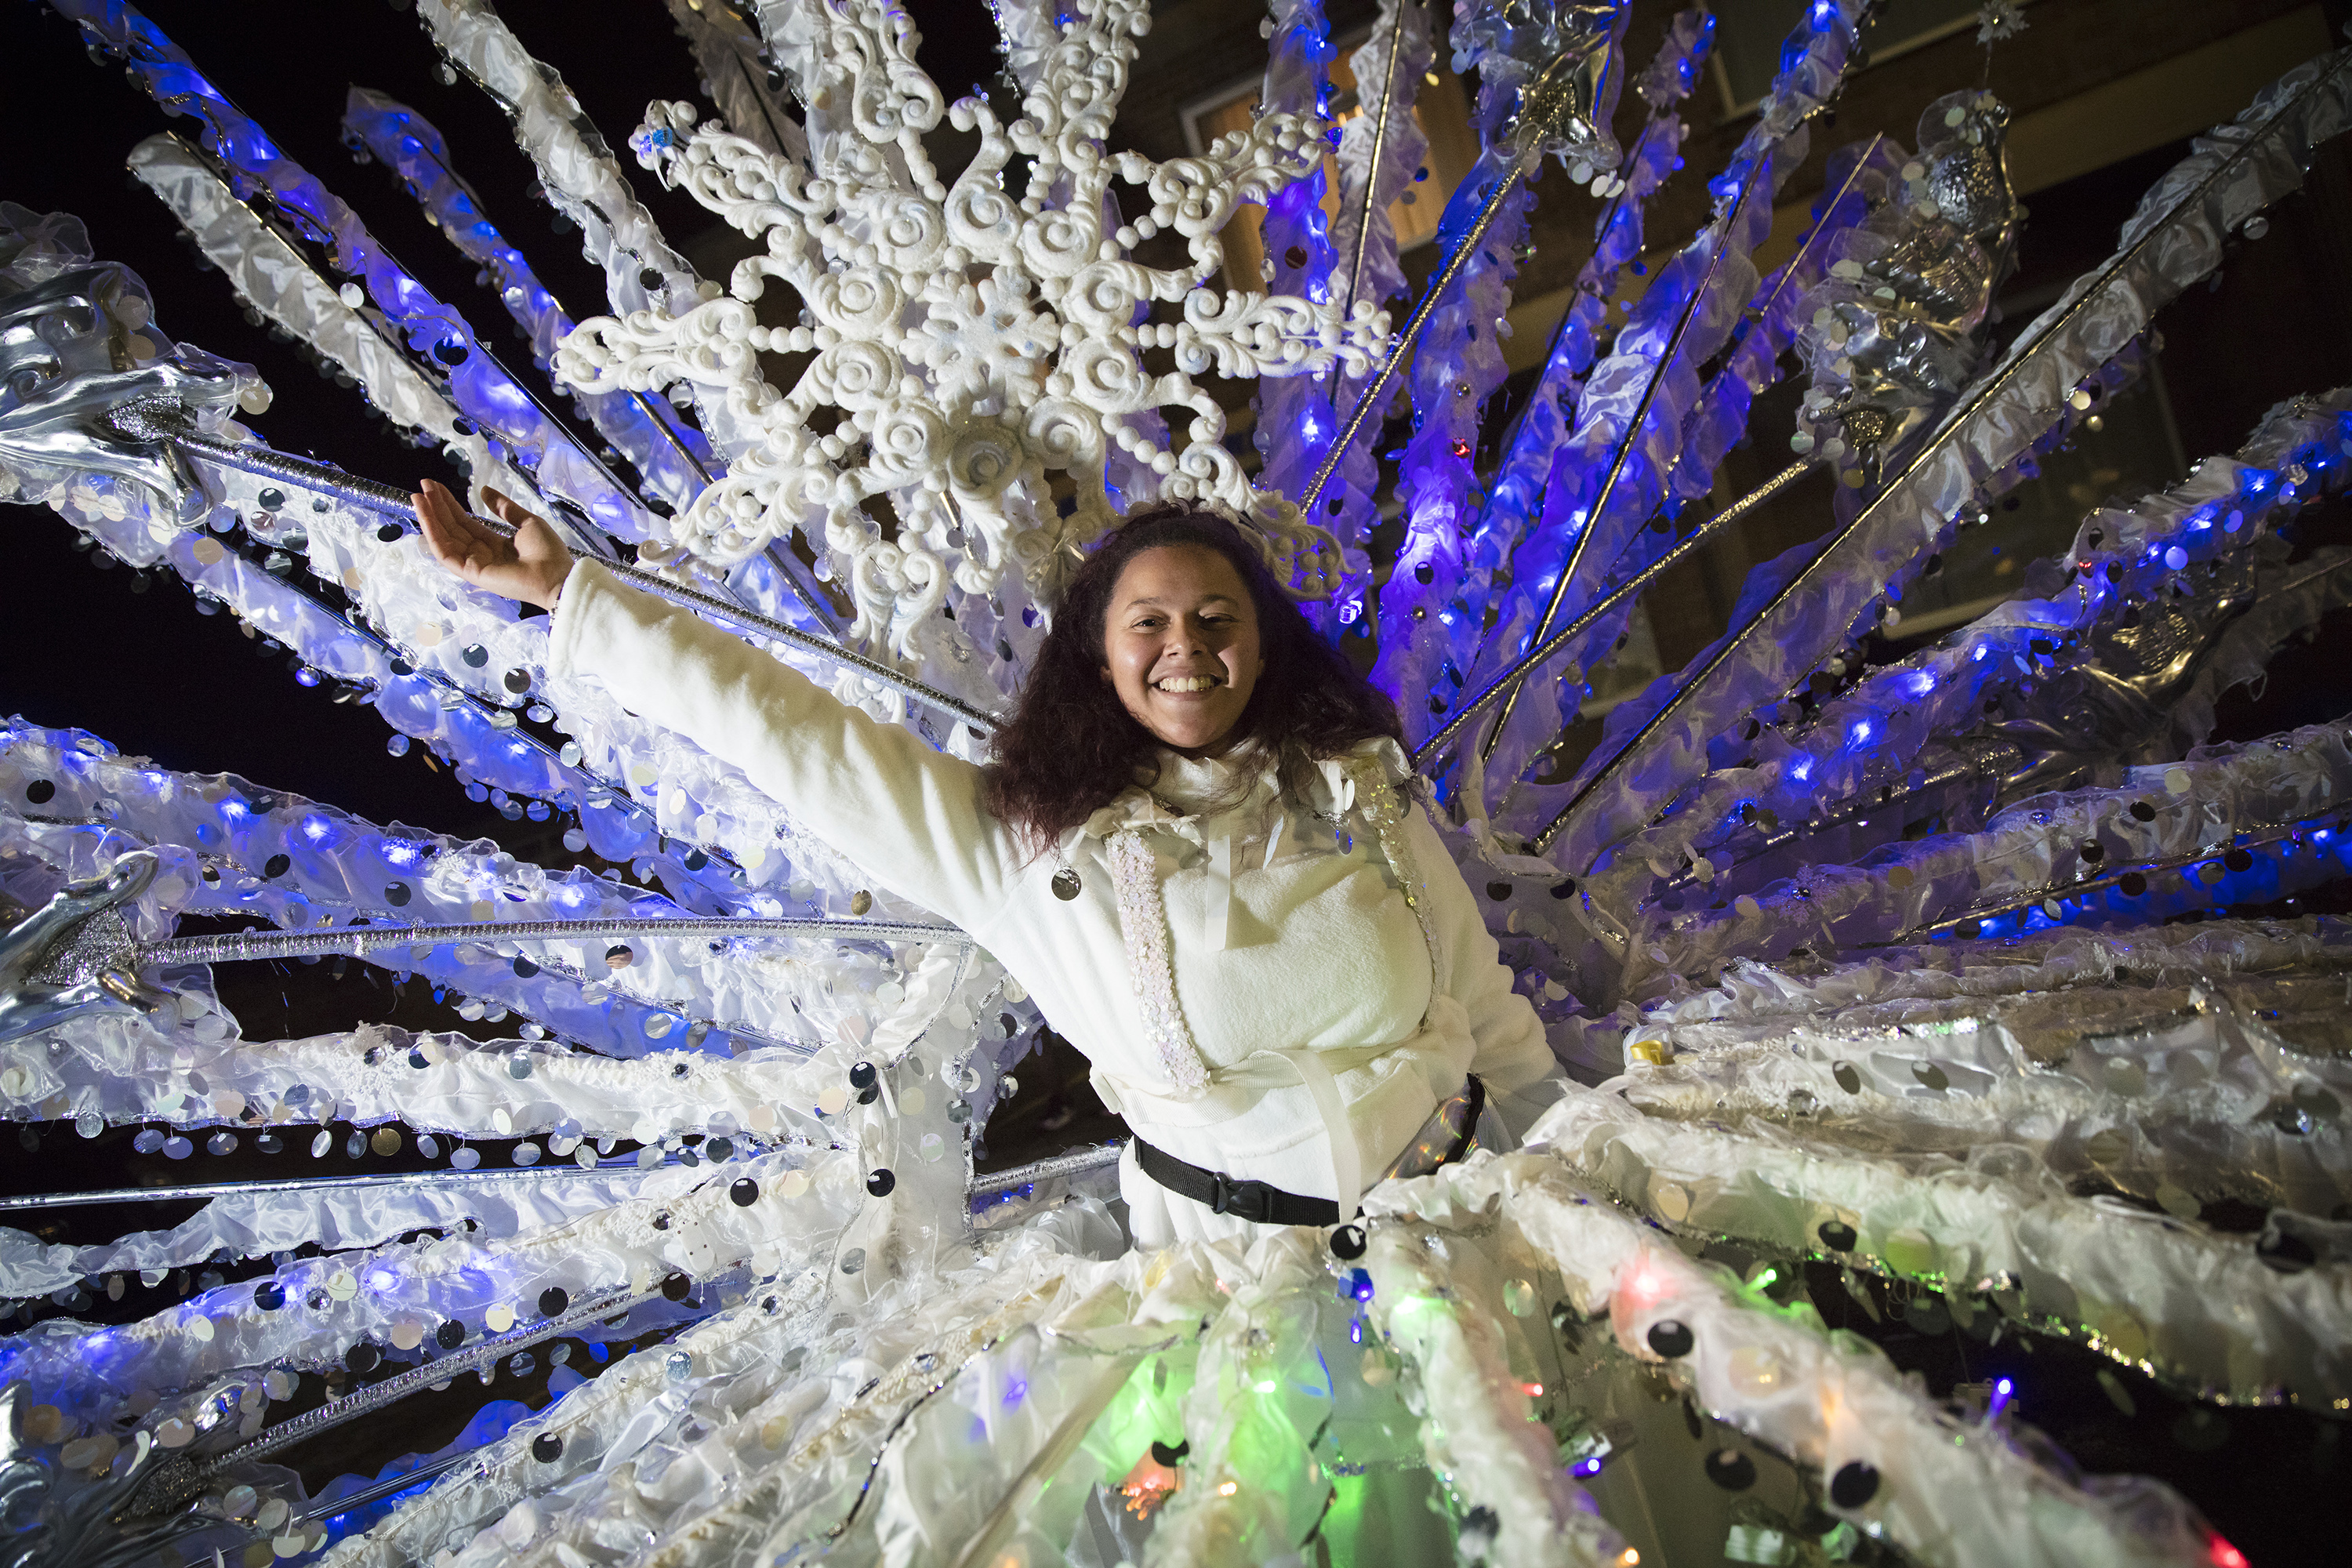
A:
[[1476, 151, 1772, 761], [1414, 456, 1813, 771], [0, 1158, 676, 1214], [146, 913, 968, 967], [590, 554, 1002, 734], [1298, 158, 1532, 517], [1900, 814, 2328, 942], [1529, 50, 2352, 861], [968, 1142, 1123, 1198], [168, 430, 1003, 731], [173, 429, 413, 515], [135, 1280, 670, 1513], [1338, 17, 1404, 326]]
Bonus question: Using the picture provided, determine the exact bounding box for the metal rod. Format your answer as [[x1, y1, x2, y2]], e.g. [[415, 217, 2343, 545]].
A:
[[1475, 115, 1659, 494], [727, 49, 800, 169], [118, 463, 669, 844], [172, 428, 446, 516], [284, 126, 650, 547], [0, 1159, 677, 1214], [145, 913, 967, 967], [168, 430, 1001, 731], [379, 125, 719, 515], [1338, 18, 1405, 326], [1477, 151, 1771, 761], [630, 387, 718, 489], [1299, 156, 1534, 515], [1740, 134, 1886, 347], [1901, 814, 2321, 942], [290, 1445, 479, 1523], [1648, 746, 2002, 899], [1526, 53, 2352, 860], [1414, 457, 1812, 771], [148, 130, 612, 563], [760, 538, 851, 638], [968, 1142, 1123, 1199], [134, 1282, 666, 1513], [488, 511, 1005, 734]]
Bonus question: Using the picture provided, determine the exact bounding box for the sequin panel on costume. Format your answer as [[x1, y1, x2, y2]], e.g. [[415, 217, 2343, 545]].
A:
[[1106, 829, 1209, 1094]]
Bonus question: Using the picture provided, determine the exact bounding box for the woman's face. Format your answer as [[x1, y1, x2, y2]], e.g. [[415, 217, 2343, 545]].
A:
[[1100, 544, 1265, 756]]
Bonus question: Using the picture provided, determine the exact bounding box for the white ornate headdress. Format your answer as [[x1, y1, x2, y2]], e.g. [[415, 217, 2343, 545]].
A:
[[554, 0, 1387, 668]]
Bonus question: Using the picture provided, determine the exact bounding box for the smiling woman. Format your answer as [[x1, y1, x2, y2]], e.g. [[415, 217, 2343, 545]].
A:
[[1098, 544, 1265, 756], [422, 489, 1560, 1247], [985, 505, 1401, 847]]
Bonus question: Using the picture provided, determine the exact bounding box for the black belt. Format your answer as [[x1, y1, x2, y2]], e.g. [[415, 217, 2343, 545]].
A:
[[1134, 1138, 1343, 1226], [1132, 1076, 1486, 1229]]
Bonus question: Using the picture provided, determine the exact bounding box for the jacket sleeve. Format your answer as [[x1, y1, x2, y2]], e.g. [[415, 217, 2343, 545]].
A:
[[1403, 802, 1566, 1134], [546, 561, 1015, 930]]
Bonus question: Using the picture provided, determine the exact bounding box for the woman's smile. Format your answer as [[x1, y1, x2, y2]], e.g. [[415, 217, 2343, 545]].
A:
[[1100, 544, 1265, 755]]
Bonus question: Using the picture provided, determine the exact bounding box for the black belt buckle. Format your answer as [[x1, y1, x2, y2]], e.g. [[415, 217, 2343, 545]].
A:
[[1207, 1171, 1272, 1223]]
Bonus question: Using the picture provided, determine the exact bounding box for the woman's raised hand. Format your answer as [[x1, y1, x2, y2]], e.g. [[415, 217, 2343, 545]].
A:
[[411, 477, 575, 611]]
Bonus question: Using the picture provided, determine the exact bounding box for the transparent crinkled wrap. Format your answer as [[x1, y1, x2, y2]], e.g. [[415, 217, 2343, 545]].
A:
[[0, 1161, 712, 1300], [124, 134, 543, 519], [1579, 383, 2347, 952], [311, 1157, 2225, 1568], [339, 85, 714, 526], [1629, 719, 2352, 990], [47, 0, 666, 550], [1529, 1091, 2352, 1408], [0, 724, 974, 1072], [1460, 2, 1866, 803], [1619, 965, 2352, 1218], [1470, 5, 1710, 593], [1547, 49, 2352, 882]]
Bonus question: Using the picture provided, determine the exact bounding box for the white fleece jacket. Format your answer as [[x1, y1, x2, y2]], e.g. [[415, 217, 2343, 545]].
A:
[[546, 561, 1561, 1245]]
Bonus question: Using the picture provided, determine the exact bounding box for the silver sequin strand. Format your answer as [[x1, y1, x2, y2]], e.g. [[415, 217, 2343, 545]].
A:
[[1106, 829, 1210, 1094]]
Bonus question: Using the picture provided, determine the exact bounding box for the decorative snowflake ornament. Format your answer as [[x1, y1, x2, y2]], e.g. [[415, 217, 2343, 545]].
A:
[[554, 0, 1388, 675], [1976, 0, 2028, 45]]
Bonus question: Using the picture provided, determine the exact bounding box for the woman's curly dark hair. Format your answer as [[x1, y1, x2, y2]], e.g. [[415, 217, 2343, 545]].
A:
[[983, 504, 1401, 851]]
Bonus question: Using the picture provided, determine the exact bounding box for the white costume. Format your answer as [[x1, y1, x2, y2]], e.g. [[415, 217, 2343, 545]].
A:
[[548, 560, 1563, 1245]]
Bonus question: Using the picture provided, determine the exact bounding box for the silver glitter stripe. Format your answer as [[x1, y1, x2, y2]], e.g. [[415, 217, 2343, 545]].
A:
[[1106, 830, 1208, 1094], [166, 428, 1004, 733], [0, 1159, 677, 1214], [967, 1142, 1124, 1198], [1348, 759, 1444, 996], [147, 915, 967, 966], [131, 1280, 669, 1514]]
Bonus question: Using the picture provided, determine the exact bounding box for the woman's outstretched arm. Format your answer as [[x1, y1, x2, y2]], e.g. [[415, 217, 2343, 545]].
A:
[[412, 481, 1018, 928]]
